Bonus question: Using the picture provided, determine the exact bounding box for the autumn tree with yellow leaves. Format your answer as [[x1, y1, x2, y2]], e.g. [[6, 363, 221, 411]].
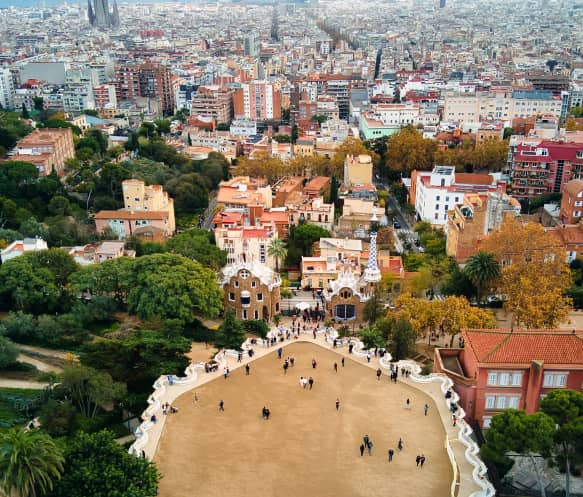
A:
[[233, 152, 285, 183], [481, 220, 572, 329], [393, 294, 496, 346]]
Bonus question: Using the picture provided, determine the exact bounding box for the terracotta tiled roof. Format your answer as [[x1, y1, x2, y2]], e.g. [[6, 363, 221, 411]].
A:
[[463, 329, 583, 366], [94, 210, 168, 220]]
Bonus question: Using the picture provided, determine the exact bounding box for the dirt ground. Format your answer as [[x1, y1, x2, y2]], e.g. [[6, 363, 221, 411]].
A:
[[155, 342, 452, 497]]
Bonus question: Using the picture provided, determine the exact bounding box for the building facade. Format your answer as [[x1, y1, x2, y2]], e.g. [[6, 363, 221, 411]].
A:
[[9, 128, 75, 177], [233, 81, 282, 121], [343, 154, 373, 186], [434, 328, 583, 428], [220, 261, 281, 321]]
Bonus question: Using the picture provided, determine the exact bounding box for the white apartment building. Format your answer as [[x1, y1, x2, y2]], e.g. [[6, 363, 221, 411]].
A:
[[0, 68, 15, 110], [214, 224, 277, 269], [444, 90, 564, 124], [413, 166, 502, 226]]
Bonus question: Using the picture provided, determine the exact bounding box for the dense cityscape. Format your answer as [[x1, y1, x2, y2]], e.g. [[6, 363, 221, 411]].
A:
[[0, 0, 583, 496]]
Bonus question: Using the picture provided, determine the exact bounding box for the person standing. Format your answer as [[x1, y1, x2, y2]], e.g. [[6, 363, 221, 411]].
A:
[[359, 443, 365, 457], [452, 414, 457, 426], [420, 455, 426, 468], [367, 440, 373, 456], [312, 359, 317, 369], [424, 403, 429, 416], [363, 434, 370, 448], [335, 398, 340, 411], [405, 398, 411, 409], [341, 357, 345, 367], [283, 360, 289, 374], [334, 362, 338, 373], [277, 347, 283, 359], [416, 455, 421, 467], [290, 356, 295, 367], [376, 368, 382, 380], [219, 400, 224, 412], [388, 448, 394, 462], [308, 376, 314, 390], [366, 352, 371, 363], [245, 364, 250, 375], [194, 392, 199, 403], [397, 438, 403, 451]]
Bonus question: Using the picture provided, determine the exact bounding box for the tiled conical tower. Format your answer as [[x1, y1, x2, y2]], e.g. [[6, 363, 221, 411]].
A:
[[363, 207, 381, 284]]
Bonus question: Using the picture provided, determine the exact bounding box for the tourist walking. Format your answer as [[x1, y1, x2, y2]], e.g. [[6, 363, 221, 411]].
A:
[[312, 358, 317, 369], [335, 398, 340, 410], [245, 364, 250, 375], [334, 362, 338, 373], [359, 444, 365, 457], [416, 455, 421, 467], [290, 356, 295, 367], [397, 438, 403, 451], [277, 347, 283, 359], [308, 376, 314, 390], [420, 455, 426, 468], [283, 360, 289, 374], [219, 400, 224, 412], [424, 403, 429, 416], [363, 434, 370, 447], [367, 440, 373, 456], [376, 368, 382, 380], [405, 398, 411, 409], [388, 449, 394, 462], [367, 352, 371, 363], [341, 357, 345, 367]]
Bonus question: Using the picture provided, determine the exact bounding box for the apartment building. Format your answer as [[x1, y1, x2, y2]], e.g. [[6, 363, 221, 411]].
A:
[[559, 179, 583, 225], [215, 224, 277, 269], [411, 166, 504, 226], [233, 81, 282, 121], [9, 128, 75, 177], [343, 154, 373, 186], [446, 192, 521, 264], [359, 103, 437, 139], [190, 85, 234, 124], [0, 67, 15, 109], [94, 179, 175, 241], [508, 140, 583, 198], [93, 84, 117, 111], [434, 328, 583, 428]]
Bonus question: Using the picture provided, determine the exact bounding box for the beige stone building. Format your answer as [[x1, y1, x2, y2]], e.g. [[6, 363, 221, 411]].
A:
[[337, 198, 376, 236], [10, 128, 75, 177], [220, 261, 281, 321], [343, 154, 373, 186], [215, 224, 278, 269], [95, 179, 176, 241]]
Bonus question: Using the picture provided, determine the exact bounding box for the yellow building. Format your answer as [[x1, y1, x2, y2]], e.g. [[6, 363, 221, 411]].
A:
[[343, 154, 373, 186], [121, 179, 176, 233]]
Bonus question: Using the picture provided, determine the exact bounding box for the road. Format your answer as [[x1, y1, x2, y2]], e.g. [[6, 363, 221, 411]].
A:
[[0, 379, 48, 389], [201, 194, 217, 230], [380, 187, 419, 254]]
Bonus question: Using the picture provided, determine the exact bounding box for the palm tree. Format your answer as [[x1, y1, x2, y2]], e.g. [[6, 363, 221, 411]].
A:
[[464, 251, 500, 306], [267, 238, 287, 273], [0, 428, 64, 497]]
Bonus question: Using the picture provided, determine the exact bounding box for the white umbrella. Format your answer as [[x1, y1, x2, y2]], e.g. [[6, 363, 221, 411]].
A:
[[295, 302, 310, 311]]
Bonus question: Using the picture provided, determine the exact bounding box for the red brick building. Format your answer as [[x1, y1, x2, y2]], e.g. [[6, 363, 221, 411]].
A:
[[559, 179, 583, 225], [509, 141, 583, 198], [434, 329, 583, 429]]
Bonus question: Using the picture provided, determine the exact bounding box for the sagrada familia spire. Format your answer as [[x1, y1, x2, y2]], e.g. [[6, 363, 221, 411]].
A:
[[88, 0, 120, 29]]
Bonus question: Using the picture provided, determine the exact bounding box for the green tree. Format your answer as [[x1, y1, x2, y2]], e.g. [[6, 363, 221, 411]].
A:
[[463, 251, 500, 306], [286, 223, 330, 267], [388, 318, 416, 360], [48, 430, 158, 497], [38, 400, 79, 437], [69, 257, 133, 304], [214, 309, 246, 351], [81, 330, 191, 394], [359, 327, 384, 350], [0, 428, 64, 497], [126, 254, 222, 321], [21, 103, 29, 119], [540, 389, 583, 493], [165, 229, 226, 270], [481, 409, 556, 492], [0, 335, 18, 368], [363, 291, 383, 325], [267, 238, 287, 273], [60, 364, 126, 419]]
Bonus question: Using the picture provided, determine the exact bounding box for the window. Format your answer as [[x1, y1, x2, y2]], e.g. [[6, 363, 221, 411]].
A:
[[435, 204, 440, 211], [251, 281, 256, 288], [482, 416, 492, 429], [234, 281, 239, 288], [229, 292, 235, 301], [543, 372, 568, 388], [444, 205, 449, 211], [446, 196, 450, 202], [485, 394, 520, 410], [487, 371, 522, 386], [254, 310, 259, 320], [242, 309, 248, 320], [487, 372, 497, 385], [240, 270, 250, 280], [257, 293, 263, 301], [436, 195, 440, 201]]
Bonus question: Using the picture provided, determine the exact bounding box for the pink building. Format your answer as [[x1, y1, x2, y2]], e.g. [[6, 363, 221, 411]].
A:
[[434, 328, 583, 428]]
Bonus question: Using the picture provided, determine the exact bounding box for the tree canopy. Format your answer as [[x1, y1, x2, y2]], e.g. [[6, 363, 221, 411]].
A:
[[213, 309, 246, 351], [47, 430, 158, 497]]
